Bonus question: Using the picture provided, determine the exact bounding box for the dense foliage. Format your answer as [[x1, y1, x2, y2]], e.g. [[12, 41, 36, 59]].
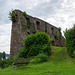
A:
[[64, 25, 75, 58], [0, 58, 14, 69], [18, 32, 51, 58], [23, 11, 27, 18], [9, 10, 16, 22]]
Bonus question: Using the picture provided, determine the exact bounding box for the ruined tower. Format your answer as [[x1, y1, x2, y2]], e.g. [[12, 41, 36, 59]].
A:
[[10, 10, 65, 58]]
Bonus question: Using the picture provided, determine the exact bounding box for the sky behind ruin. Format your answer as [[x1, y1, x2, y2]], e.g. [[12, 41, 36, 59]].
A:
[[0, 0, 75, 54]]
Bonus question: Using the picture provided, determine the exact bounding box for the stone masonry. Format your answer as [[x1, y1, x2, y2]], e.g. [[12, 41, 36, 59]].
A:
[[10, 10, 65, 58]]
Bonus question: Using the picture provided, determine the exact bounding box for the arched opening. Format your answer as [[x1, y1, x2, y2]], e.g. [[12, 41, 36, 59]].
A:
[[36, 21, 40, 30], [45, 24, 47, 32], [51, 27, 54, 34], [26, 18, 30, 25]]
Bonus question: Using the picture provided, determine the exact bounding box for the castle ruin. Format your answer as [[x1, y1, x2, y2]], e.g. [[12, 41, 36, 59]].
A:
[[10, 10, 65, 58]]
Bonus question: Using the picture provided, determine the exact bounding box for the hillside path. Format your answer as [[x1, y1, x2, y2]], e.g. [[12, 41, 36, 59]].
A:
[[59, 50, 63, 59]]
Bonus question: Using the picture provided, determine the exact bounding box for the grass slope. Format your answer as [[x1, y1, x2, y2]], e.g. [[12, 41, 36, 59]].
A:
[[0, 46, 75, 75]]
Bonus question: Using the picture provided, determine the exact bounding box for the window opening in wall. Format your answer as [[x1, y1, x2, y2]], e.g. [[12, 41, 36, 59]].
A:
[[16, 14, 18, 16], [36, 21, 40, 30], [54, 32, 58, 39], [45, 24, 47, 32], [51, 27, 54, 34], [52, 40, 54, 45], [27, 31, 30, 34], [26, 18, 30, 25]]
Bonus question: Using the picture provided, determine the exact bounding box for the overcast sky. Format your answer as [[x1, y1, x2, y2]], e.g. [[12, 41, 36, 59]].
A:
[[0, 0, 75, 54]]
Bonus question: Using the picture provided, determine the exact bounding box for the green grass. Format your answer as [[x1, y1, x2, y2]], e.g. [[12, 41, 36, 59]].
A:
[[0, 46, 75, 75]]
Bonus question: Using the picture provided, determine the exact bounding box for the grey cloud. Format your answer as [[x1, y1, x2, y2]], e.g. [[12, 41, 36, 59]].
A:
[[28, 0, 64, 19]]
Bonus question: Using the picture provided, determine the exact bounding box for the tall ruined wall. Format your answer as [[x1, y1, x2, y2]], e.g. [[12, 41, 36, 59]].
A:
[[10, 10, 65, 58]]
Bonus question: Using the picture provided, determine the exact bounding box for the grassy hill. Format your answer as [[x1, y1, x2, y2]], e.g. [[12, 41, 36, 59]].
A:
[[0, 46, 75, 75]]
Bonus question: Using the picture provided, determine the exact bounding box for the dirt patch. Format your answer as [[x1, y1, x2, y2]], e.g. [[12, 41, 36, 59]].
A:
[[59, 50, 63, 59], [45, 72, 60, 74]]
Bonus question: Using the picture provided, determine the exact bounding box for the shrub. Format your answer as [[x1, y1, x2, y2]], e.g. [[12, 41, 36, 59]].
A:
[[22, 22, 32, 28], [42, 44, 51, 56], [0, 60, 6, 69], [5, 58, 14, 67], [27, 22, 32, 28], [30, 53, 48, 64], [18, 32, 51, 58], [0, 58, 14, 69], [18, 49, 27, 58], [32, 30, 37, 34], [13, 55, 19, 60], [23, 11, 27, 18], [9, 9, 16, 22], [54, 32, 58, 39], [64, 25, 75, 58]]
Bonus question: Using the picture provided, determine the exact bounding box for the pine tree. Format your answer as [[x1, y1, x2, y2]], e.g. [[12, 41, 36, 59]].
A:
[[2, 51, 6, 60]]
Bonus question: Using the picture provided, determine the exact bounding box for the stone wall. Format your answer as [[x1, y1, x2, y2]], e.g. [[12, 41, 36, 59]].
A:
[[10, 10, 65, 58]]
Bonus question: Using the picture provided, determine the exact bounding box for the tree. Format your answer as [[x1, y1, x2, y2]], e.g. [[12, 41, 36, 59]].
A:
[[18, 32, 51, 58], [2, 51, 6, 60], [64, 25, 75, 58], [0, 52, 2, 60]]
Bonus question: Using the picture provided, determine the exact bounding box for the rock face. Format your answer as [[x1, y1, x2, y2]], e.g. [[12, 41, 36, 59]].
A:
[[10, 10, 65, 58]]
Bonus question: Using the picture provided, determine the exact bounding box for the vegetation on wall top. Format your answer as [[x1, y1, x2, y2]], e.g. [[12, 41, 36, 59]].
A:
[[9, 9, 16, 22], [23, 11, 27, 18]]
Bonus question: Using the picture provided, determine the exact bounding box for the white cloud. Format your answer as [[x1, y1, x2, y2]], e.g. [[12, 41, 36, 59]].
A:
[[0, 23, 11, 54], [45, 0, 75, 31], [0, 35, 10, 54]]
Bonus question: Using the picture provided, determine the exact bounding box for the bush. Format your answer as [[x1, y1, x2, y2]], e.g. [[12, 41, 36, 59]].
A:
[[9, 9, 16, 22], [27, 22, 32, 28], [0, 58, 14, 69], [23, 11, 27, 18], [32, 30, 37, 34], [30, 53, 48, 64], [0, 60, 6, 69], [5, 58, 14, 67], [18, 49, 27, 58], [18, 32, 51, 58], [64, 25, 75, 58]]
